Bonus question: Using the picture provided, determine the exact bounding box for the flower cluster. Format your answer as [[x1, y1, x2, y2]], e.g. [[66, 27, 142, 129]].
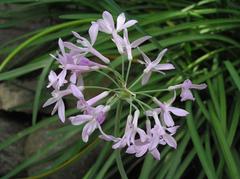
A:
[[44, 11, 207, 160]]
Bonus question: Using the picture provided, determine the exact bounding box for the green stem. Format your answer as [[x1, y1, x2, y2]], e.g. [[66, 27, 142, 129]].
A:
[[121, 55, 125, 78], [125, 60, 132, 84], [96, 70, 121, 88], [83, 85, 119, 92], [114, 101, 128, 179], [134, 98, 152, 110], [135, 92, 154, 99], [106, 66, 125, 85], [129, 73, 144, 89], [135, 88, 169, 93]]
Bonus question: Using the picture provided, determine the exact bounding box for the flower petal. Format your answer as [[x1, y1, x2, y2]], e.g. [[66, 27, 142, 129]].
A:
[[70, 84, 84, 99], [180, 89, 195, 101], [69, 115, 92, 125], [70, 73, 77, 84], [131, 36, 151, 48], [191, 83, 207, 90], [43, 97, 58, 107], [116, 13, 126, 31], [87, 91, 109, 106], [168, 84, 182, 90], [137, 128, 147, 142], [166, 126, 179, 134], [58, 69, 67, 87], [58, 38, 66, 57], [153, 63, 175, 71], [168, 106, 189, 116], [163, 111, 174, 127], [102, 11, 114, 32], [82, 121, 96, 142], [138, 47, 151, 64], [149, 134, 159, 151], [135, 144, 148, 157], [141, 71, 152, 85], [89, 22, 99, 45], [126, 145, 136, 154], [113, 140, 125, 149], [150, 148, 160, 160], [123, 29, 132, 60], [89, 47, 110, 64], [122, 20, 137, 29], [97, 19, 111, 33], [163, 134, 177, 149], [152, 48, 168, 65], [58, 99, 65, 123]]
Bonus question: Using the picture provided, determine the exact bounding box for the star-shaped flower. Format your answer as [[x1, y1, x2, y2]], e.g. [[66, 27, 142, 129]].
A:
[[138, 48, 175, 85], [43, 86, 82, 123], [126, 120, 161, 160], [112, 110, 146, 149], [150, 95, 189, 127], [113, 29, 151, 60], [96, 11, 138, 56], [168, 79, 207, 101], [64, 23, 110, 64], [69, 105, 111, 142]]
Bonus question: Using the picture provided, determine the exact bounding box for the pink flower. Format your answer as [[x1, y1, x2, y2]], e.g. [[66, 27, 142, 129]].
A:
[[138, 48, 175, 85], [112, 110, 146, 149], [51, 38, 104, 85], [150, 112, 178, 149], [97, 11, 137, 35], [168, 79, 207, 101], [126, 120, 161, 160], [43, 86, 82, 123], [67, 56, 106, 85], [69, 105, 110, 142], [65, 23, 110, 64], [113, 29, 151, 60], [150, 95, 189, 127], [70, 84, 109, 111], [96, 11, 138, 56], [47, 70, 67, 89]]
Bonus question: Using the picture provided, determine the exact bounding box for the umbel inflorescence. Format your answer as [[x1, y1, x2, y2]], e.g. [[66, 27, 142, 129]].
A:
[[44, 11, 207, 160]]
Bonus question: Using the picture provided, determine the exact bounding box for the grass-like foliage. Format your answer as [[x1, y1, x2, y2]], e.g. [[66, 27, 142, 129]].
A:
[[0, 0, 240, 178]]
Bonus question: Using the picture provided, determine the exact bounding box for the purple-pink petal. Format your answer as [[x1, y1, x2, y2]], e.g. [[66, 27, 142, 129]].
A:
[[163, 134, 177, 149], [70, 85, 84, 99], [168, 106, 189, 116], [163, 111, 175, 127], [58, 99, 65, 123], [89, 23, 99, 45], [86, 91, 109, 106], [150, 148, 160, 160], [69, 115, 92, 125]]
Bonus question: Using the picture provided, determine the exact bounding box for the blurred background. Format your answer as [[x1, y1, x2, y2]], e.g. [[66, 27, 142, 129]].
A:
[[0, 0, 240, 178]]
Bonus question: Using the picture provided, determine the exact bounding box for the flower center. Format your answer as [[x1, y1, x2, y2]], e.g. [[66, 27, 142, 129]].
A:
[[119, 87, 136, 100]]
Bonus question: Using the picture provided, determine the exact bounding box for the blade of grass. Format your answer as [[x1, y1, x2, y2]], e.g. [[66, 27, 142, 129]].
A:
[[114, 101, 128, 179], [0, 57, 48, 81], [0, 19, 94, 72], [224, 60, 240, 90], [186, 102, 217, 179], [138, 154, 154, 179], [32, 58, 53, 125]]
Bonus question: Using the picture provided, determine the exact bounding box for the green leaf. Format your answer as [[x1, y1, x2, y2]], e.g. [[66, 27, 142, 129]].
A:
[[32, 59, 54, 125], [224, 60, 240, 90]]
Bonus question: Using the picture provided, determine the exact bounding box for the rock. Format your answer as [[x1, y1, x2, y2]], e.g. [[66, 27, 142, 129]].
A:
[[0, 112, 28, 176], [0, 80, 36, 113], [24, 122, 103, 178]]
